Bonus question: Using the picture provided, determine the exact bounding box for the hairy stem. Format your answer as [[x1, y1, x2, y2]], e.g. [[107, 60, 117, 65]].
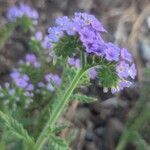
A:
[[34, 68, 86, 150]]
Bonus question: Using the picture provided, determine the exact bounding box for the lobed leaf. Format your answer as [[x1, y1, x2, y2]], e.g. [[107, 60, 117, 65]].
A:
[[0, 110, 34, 146]]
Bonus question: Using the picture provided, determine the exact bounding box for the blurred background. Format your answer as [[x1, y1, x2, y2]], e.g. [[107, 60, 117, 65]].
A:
[[0, 0, 150, 150]]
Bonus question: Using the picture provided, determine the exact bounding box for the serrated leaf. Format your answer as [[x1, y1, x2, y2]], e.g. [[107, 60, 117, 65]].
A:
[[54, 35, 79, 58], [98, 63, 118, 88], [0, 110, 34, 146], [71, 93, 97, 103], [48, 135, 69, 150]]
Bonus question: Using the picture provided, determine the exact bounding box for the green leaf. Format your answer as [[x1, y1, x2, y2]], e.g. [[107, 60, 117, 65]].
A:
[[98, 62, 118, 88], [29, 39, 41, 53], [16, 16, 33, 32], [47, 135, 69, 150], [54, 35, 79, 58], [0, 110, 34, 146], [71, 93, 97, 103], [0, 22, 15, 50]]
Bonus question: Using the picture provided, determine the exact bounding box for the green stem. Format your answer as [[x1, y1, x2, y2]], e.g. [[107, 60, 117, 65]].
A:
[[34, 68, 86, 150]]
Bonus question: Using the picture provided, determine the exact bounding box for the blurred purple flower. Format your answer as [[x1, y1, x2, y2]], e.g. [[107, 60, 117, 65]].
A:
[[26, 84, 34, 91], [121, 48, 132, 62], [68, 57, 80, 68], [7, 3, 39, 22], [48, 27, 63, 43], [88, 68, 97, 79], [105, 43, 120, 62], [35, 31, 43, 41], [45, 73, 62, 87]]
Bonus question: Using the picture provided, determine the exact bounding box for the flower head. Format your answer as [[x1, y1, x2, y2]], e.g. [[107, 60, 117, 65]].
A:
[[24, 53, 41, 68], [47, 12, 137, 93], [7, 3, 39, 22], [116, 61, 129, 78], [48, 27, 63, 43]]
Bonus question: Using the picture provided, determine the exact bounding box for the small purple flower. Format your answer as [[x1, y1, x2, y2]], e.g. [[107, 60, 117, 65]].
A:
[[111, 79, 132, 93], [45, 74, 51, 82], [22, 74, 30, 81], [10, 70, 34, 94], [65, 22, 77, 35], [56, 16, 71, 27], [19, 3, 39, 20], [15, 78, 28, 88], [48, 27, 63, 43], [35, 31, 43, 41], [46, 83, 55, 92], [10, 71, 20, 79], [42, 36, 53, 49], [34, 62, 41, 68], [79, 27, 96, 43], [116, 61, 129, 78], [74, 12, 106, 32], [30, 9, 39, 20], [88, 68, 97, 79], [68, 57, 80, 68], [119, 80, 132, 90], [68, 57, 76, 66], [25, 53, 41, 68], [83, 13, 106, 32], [111, 86, 121, 94], [128, 64, 136, 79], [92, 42, 106, 56], [26, 84, 34, 91], [7, 6, 22, 21], [45, 73, 62, 86], [105, 43, 120, 62], [121, 48, 133, 62], [50, 74, 62, 86], [25, 54, 37, 64], [7, 3, 39, 22]]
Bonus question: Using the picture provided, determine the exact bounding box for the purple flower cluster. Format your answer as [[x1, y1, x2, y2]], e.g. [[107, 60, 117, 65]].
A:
[[7, 3, 39, 23], [44, 73, 62, 91], [19, 53, 41, 68], [10, 70, 34, 97], [68, 57, 80, 68], [47, 12, 136, 93], [37, 73, 62, 92]]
